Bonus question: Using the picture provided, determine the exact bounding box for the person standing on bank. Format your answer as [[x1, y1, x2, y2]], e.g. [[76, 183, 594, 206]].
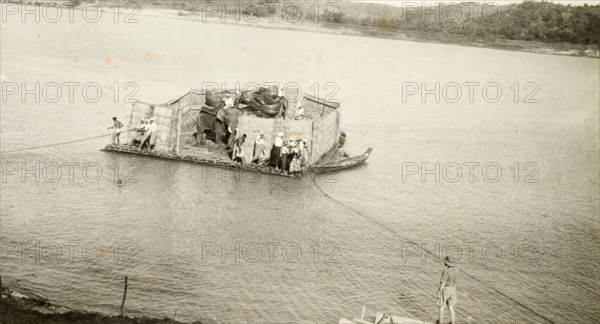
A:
[[436, 256, 459, 324]]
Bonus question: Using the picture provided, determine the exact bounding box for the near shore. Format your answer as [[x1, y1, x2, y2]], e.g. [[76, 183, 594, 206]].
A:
[[1, 285, 198, 324]]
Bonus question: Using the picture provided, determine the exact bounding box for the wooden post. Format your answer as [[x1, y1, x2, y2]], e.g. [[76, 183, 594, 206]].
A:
[[310, 119, 315, 166], [120, 276, 128, 316], [175, 103, 183, 154], [126, 103, 135, 145]]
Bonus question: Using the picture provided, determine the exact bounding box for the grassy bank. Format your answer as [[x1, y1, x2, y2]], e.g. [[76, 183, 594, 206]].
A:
[[1, 285, 198, 324]]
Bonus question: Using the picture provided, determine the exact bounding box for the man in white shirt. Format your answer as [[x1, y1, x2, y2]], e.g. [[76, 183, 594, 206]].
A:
[[270, 132, 285, 170], [223, 92, 234, 110], [139, 118, 158, 149], [130, 118, 146, 145], [252, 132, 268, 164], [295, 103, 305, 120]]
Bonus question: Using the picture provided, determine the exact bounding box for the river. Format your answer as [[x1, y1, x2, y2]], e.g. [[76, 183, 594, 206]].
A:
[[1, 8, 599, 324]]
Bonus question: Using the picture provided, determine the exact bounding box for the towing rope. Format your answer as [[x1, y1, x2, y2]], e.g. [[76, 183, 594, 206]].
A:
[[0, 129, 136, 154], [0, 128, 576, 323], [307, 172, 558, 324]]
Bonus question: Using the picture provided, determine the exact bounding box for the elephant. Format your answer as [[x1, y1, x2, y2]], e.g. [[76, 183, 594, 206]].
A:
[[195, 106, 241, 148], [238, 89, 287, 118]]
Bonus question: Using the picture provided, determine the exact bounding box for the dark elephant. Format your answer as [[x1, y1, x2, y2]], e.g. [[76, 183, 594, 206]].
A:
[[195, 106, 241, 148], [239, 89, 287, 118]]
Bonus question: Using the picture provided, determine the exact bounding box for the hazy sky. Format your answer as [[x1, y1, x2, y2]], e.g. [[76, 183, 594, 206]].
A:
[[355, 0, 599, 6]]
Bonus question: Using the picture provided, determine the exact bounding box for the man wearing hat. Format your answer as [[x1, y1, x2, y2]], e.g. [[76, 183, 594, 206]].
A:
[[252, 131, 268, 165], [130, 118, 147, 145], [436, 256, 459, 324], [139, 117, 157, 150]]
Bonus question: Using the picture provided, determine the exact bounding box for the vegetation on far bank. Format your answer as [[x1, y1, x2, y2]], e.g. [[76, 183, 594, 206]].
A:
[[115, 0, 599, 47], [6, 0, 599, 54]]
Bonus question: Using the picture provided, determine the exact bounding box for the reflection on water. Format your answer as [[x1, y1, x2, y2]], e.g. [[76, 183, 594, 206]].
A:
[[1, 12, 599, 324]]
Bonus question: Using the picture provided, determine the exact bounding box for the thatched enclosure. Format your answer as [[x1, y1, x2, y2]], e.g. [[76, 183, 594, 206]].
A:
[[124, 89, 341, 167]]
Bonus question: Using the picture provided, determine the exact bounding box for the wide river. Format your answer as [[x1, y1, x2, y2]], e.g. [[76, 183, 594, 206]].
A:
[[1, 8, 599, 324]]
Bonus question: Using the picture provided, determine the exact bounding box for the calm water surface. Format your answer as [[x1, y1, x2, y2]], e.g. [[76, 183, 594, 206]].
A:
[[1, 12, 599, 324]]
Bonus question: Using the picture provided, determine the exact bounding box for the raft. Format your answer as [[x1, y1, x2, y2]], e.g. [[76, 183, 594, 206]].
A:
[[105, 89, 368, 177], [101, 144, 301, 178]]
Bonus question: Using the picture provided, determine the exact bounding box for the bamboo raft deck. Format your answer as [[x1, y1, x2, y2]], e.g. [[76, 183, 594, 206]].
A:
[[101, 144, 300, 178]]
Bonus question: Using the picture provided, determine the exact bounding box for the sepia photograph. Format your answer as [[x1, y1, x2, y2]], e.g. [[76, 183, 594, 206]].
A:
[[0, 0, 598, 323]]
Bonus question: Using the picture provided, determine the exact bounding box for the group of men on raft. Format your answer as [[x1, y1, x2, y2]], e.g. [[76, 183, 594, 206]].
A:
[[107, 115, 158, 150], [231, 131, 311, 175], [131, 117, 158, 149]]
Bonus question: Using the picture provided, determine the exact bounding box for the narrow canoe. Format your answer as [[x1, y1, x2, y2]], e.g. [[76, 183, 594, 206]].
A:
[[314, 147, 372, 173]]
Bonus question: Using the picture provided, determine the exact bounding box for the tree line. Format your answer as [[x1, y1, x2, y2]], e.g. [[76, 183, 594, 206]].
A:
[[103, 0, 600, 45], [325, 1, 600, 45]]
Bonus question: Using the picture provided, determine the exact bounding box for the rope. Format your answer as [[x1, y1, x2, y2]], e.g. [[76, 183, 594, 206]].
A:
[[306, 172, 557, 324], [0, 129, 136, 154]]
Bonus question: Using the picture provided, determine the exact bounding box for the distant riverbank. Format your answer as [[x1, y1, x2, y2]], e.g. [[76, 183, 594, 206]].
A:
[[135, 7, 600, 58], [4, 1, 599, 58]]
